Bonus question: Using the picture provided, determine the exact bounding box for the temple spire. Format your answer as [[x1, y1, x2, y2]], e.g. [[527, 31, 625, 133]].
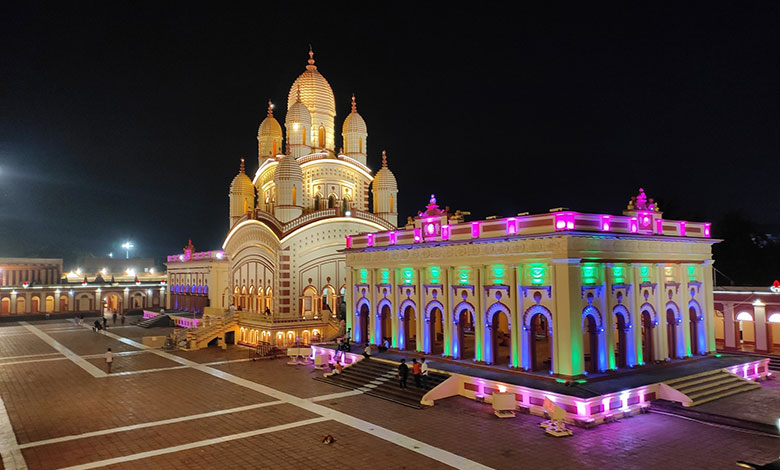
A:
[[351, 93, 357, 113], [239, 158, 245, 174], [267, 100, 274, 117], [381, 150, 387, 168]]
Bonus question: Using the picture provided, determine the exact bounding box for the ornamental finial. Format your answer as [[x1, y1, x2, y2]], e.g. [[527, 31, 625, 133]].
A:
[[307, 45, 316, 70], [267, 100, 274, 117], [381, 150, 387, 168], [239, 158, 245, 174], [430, 194, 436, 205], [351, 93, 357, 113]]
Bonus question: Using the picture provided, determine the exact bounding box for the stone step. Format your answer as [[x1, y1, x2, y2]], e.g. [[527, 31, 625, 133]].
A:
[[675, 375, 743, 395], [690, 383, 760, 406], [687, 380, 759, 401], [664, 368, 722, 388]]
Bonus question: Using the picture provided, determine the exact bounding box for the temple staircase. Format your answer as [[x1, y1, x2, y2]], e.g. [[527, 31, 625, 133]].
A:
[[314, 359, 451, 409], [185, 311, 237, 350], [134, 314, 173, 328], [658, 369, 760, 407]]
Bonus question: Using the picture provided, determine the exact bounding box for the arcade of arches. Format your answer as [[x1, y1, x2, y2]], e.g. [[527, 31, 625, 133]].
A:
[[346, 239, 717, 379]]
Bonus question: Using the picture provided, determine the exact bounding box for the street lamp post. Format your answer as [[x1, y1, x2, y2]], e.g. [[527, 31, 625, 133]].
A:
[[121, 241, 134, 259]]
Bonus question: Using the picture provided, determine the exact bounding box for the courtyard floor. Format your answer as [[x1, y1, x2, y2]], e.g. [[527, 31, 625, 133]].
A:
[[0, 318, 779, 470]]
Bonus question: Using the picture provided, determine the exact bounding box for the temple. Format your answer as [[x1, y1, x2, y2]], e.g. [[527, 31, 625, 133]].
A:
[[344, 190, 717, 378]]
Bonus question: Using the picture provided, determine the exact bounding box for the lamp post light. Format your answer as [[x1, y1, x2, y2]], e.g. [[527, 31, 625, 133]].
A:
[[122, 242, 134, 259]]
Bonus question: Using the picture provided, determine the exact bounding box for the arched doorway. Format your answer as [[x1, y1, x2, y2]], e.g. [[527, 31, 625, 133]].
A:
[[736, 311, 755, 347], [666, 308, 679, 359], [454, 306, 475, 361], [1, 298, 10, 313], [425, 304, 444, 355], [529, 312, 552, 372], [302, 330, 310, 345], [321, 285, 335, 318], [614, 310, 628, 368], [302, 286, 317, 318], [399, 304, 415, 350], [380, 304, 392, 346], [489, 309, 511, 366], [59, 295, 68, 312], [641, 310, 655, 363], [357, 302, 369, 343], [31, 296, 40, 313], [45, 295, 54, 313], [689, 306, 701, 355], [583, 314, 599, 373], [16, 297, 26, 314]]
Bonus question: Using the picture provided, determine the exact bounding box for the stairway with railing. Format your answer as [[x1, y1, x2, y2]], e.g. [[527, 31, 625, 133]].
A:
[[185, 311, 237, 350]]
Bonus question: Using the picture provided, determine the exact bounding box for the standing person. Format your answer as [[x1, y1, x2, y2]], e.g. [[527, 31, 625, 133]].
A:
[[121, 314, 126, 326], [104, 348, 113, 373], [93, 319, 101, 332], [420, 357, 429, 388], [102, 316, 107, 330], [363, 343, 372, 360], [412, 358, 422, 387], [398, 359, 409, 389], [112, 310, 117, 325], [334, 338, 343, 362]]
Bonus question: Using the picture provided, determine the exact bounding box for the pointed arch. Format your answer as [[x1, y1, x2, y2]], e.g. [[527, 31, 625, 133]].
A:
[[582, 305, 603, 331], [522, 304, 553, 329], [354, 296, 370, 344], [639, 302, 658, 324], [452, 301, 476, 360], [688, 299, 706, 356], [424, 300, 445, 354], [582, 305, 607, 373], [398, 298, 417, 351], [665, 301, 681, 322], [485, 302, 511, 365], [612, 304, 635, 368]]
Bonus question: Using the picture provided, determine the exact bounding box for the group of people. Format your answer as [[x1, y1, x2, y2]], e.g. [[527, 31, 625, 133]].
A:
[[397, 357, 428, 389]]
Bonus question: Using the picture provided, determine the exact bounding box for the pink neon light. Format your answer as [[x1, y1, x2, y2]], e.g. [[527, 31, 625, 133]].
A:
[[600, 215, 611, 232], [506, 218, 517, 235], [679, 221, 687, 236], [388, 231, 397, 244], [639, 212, 651, 227], [345, 236, 352, 248], [471, 222, 480, 238], [441, 225, 450, 241], [566, 220, 574, 230], [754, 363, 759, 376], [366, 233, 374, 247], [629, 218, 638, 233], [426, 223, 435, 235], [602, 397, 611, 413], [575, 401, 587, 416], [656, 219, 663, 233], [703, 223, 711, 238], [414, 228, 422, 242], [555, 219, 566, 230]]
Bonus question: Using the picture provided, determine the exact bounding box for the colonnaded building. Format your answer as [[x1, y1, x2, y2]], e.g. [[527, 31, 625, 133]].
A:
[[344, 190, 717, 379], [166, 49, 399, 346]]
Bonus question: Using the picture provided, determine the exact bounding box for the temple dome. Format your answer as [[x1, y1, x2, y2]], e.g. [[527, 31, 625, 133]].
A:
[[342, 95, 367, 134], [373, 151, 397, 191], [230, 159, 254, 194], [287, 49, 335, 119], [274, 153, 303, 181]]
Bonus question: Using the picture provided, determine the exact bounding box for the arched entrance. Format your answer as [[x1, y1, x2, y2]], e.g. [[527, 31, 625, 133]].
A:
[[454, 306, 475, 361], [425, 303, 444, 355], [105, 294, 121, 314], [31, 296, 40, 313], [357, 302, 369, 344], [45, 295, 54, 313], [614, 310, 629, 368], [583, 315, 599, 373], [666, 308, 679, 359], [489, 308, 511, 366], [522, 304, 554, 373], [399, 304, 415, 351], [380, 304, 392, 346], [59, 295, 68, 312], [641, 310, 655, 363], [1, 298, 10, 314], [16, 297, 26, 314], [689, 302, 704, 356]]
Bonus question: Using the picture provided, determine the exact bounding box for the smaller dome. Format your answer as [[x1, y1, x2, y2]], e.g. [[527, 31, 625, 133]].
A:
[[342, 94, 367, 134], [231, 159, 254, 194], [286, 88, 312, 128], [373, 151, 397, 191], [258, 100, 283, 138], [274, 154, 303, 182]]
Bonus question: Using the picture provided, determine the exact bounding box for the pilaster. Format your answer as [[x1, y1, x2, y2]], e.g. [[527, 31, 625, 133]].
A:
[[552, 258, 582, 377]]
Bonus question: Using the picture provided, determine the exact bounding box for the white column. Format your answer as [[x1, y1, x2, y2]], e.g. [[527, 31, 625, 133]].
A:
[[724, 303, 736, 349], [754, 301, 768, 352], [702, 260, 717, 353]]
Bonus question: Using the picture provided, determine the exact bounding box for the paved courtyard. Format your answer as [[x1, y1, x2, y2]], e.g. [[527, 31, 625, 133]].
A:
[[0, 318, 779, 469]]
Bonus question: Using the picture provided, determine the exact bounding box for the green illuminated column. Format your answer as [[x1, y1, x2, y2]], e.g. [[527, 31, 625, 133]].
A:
[[345, 266, 354, 335], [369, 268, 376, 344], [630, 263, 645, 364], [443, 266, 451, 357], [605, 264, 617, 370], [415, 267, 423, 352], [653, 264, 668, 360], [511, 264, 521, 368], [552, 258, 583, 377], [677, 263, 692, 357], [392, 268, 399, 348], [475, 265, 484, 362], [702, 260, 717, 352]]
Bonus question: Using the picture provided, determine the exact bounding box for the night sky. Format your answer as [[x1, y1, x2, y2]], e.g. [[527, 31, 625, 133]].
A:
[[2, 3, 779, 267]]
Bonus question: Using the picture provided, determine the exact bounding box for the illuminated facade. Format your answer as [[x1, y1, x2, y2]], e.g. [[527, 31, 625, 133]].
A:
[[714, 286, 780, 353], [167, 49, 398, 347], [344, 190, 718, 378]]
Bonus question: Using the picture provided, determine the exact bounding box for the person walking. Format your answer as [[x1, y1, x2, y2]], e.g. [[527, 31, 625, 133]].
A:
[[112, 311, 117, 325], [104, 348, 113, 373], [398, 359, 409, 389], [420, 357, 429, 388], [411, 358, 422, 387]]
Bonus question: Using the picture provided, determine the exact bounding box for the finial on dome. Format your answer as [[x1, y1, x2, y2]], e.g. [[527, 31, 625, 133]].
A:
[[351, 93, 357, 113], [267, 100, 274, 117], [239, 158, 245, 174], [381, 150, 387, 168], [430, 194, 436, 205], [306, 45, 316, 70]]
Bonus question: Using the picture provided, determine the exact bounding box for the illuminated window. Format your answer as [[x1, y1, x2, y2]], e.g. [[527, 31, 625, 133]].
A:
[[319, 127, 325, 147], [292, 186, 297, 205], [736, 311, 753, 322], [359, 137, 363, 153], [302, 128, 306, 145], [389, 195, 393, 213]]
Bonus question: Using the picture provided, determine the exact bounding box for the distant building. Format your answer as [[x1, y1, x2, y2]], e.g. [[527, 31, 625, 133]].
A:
[[714, 285, 780, 353], [0, 257, 165, 315]]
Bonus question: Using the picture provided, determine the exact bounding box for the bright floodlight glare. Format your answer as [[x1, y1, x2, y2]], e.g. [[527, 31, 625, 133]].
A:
[[122, 241, 134, 259]]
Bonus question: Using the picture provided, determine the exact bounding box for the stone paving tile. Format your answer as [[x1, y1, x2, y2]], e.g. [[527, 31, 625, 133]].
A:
[[0, 331, 56, 357], [48, 330, 140, 355], [211, 359, 347, 399], [85, 351, 182, 373], [0, 362, 276, 445], [107, 420, 453, 470], [319, 394, 780, 470], [168, 345, 259, 364], [21, 403, 315, 470]]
